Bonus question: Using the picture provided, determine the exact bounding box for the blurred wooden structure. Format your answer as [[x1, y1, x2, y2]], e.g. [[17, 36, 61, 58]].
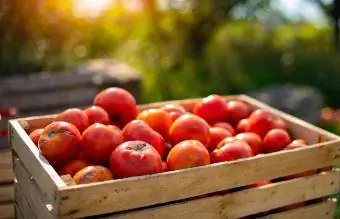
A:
[[0, 59, 142, 218]]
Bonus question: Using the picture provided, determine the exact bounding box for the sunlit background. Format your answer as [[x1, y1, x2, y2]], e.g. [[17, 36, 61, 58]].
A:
[[0, 0, 339, 105]]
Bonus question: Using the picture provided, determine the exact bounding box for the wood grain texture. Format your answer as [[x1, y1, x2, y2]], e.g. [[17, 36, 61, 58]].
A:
[[0, 149, 13, 184], [14, 157, 57, 219], [0, 184, 14, 203], [58, 142, 340, 218], [9, 120, 65, 208], [258, 199, 337, 219], [99, 171, 339, 219], [0, 203, 14, 219]]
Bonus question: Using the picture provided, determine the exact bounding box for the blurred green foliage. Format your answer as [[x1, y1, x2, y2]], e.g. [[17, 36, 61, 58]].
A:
[[0, 0, 339, 107]]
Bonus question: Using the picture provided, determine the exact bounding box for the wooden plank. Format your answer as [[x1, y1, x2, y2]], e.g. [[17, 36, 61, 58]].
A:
[[0, 203, 14, 219], [0, 72, 116, 95], [14, 157, 57, 219], [14, 184, 37, 219], [258, 199, 337, 219], [15, 204, 24, 219], [240, 95, 339, 143], [9, 120, 65, 209], [0, 88, 98, 112], [0, 149, 12, 169], [0, 184, 14, 203], [100, 171, 340, 219], [58, 141, 340, 218]]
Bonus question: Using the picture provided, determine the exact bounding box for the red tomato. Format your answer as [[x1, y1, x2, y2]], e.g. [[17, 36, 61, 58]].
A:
[[29, 128, 43, 147], [81, 123, 124, 164], [137, 108, 172, 141], [58, 158, 93, 176], [262, 129, 291, 153], [73, 165, 113, 184], [226, 100, 251, 125], [234, 132, 262, 155], [167, 140, 210, 171], [161, 104, 186, 122], [169, 114, 210, 146], [193, 95, 229, 125], [110, 141, 163, 178], [236, 119, 249, 133], [284, 139, 307, 150], [210, 139, 253, 163], [275, 117, 288, 131], [94, 87, 137, 128], [38, 122, 81, 166], [213, 122, 235, 136], [55, 108, 89, 133], [246, 109, 276, 138], [208, 127, 233, 152], [84, 106, 110, 125], [123, 120, 166, 158]]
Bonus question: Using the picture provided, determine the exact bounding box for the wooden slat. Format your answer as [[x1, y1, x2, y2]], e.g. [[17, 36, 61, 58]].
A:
[[102, 171, 339, 219], [15, 204, 25, 219], [15, 183, 37, 219], [58, 141, 340, 218], [0, 149, 13, 184], [0, 88, 98, 112], [14, 157, 57, 219], [0, 72, 116, 95], [9, 120, 65, 210], [0, 184, 14, 203], [258, 199, 337, 219], [0, 203, 14, 219]]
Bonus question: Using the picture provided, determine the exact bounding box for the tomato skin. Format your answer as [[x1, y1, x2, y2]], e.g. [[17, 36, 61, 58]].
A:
[[94, 87, 137, 128], [58, 158, 93, 176], [208, 127, 233, 152], [275, 118, 288, 131], [123, 120, 166, 159], [73, 165, 113, 184], [193, 95, 229, 125], [167, 140, 210, 171], [213, 122, 235, 136], [137, 109, 172, 141], [211, 139, 253, 163], [84, 106, 110, 125], [246, 109, 276, 138], [262, 129, 291, 153], [81, 123, 124, 164], [236, 119, 249, 133], [226, 100, 251, 125], [235, 132, 262, 155], [109, 141, 163, 178], [161, 104, 186, 123], [169, 114, 210, 147], [55, 108, 89, 133], [284, 139, 307, 150], [29, 128, 43, 147], [38, 122, 81, 166]]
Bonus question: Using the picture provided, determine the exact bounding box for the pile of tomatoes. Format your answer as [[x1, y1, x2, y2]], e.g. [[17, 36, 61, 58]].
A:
[[28, 87, 308, 185]]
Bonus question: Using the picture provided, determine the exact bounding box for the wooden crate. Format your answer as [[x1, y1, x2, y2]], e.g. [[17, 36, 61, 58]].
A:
[[0, 60, 142, 118], [9, 95, 340, 219]]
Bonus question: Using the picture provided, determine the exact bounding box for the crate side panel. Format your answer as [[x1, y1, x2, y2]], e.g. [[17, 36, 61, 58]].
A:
[[59, 142, 340, 218], [257, 199, 337, 219], [9, 120, 64, 207], [103, 171, 339, 219], [14, 156, 58, 219]]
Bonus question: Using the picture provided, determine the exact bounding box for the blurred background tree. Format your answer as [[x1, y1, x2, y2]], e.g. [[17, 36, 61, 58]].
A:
[[0, 0, 340, 106]]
